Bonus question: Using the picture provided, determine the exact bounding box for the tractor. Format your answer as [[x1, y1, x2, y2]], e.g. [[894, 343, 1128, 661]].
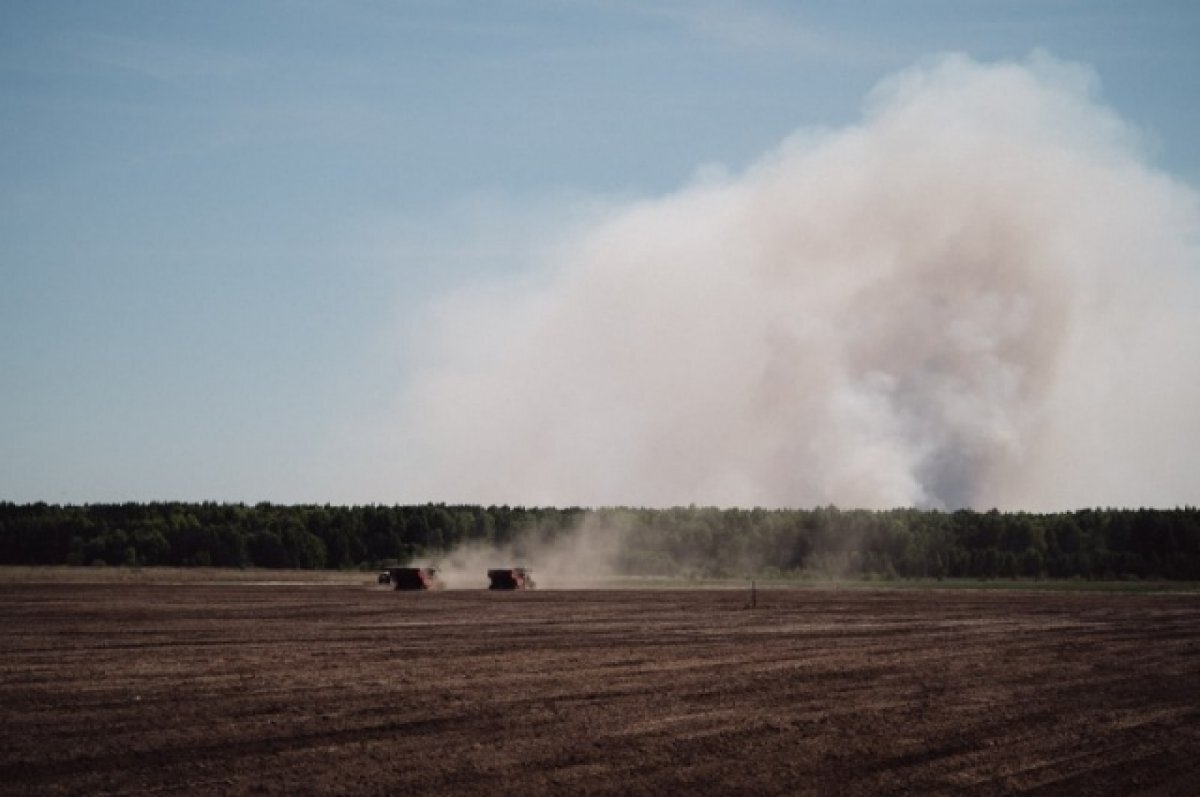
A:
[[387, 567, 444, 590], [487, 568, 536, 590]]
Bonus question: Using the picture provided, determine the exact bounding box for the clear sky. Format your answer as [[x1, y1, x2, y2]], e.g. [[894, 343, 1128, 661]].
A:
[[2, 1, 1198, 505]]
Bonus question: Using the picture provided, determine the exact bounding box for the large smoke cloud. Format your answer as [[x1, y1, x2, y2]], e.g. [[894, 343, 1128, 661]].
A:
[[395, 53, 1200, 510]]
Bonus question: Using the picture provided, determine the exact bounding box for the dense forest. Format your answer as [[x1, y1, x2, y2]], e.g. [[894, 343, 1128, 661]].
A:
[[2, 502, 1199, 581]]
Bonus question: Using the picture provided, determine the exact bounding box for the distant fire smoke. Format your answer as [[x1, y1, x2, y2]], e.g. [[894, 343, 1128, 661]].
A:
[[395, 53, 1200, 510]]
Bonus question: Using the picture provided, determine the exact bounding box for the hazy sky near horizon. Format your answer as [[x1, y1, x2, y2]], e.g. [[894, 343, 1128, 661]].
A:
[[3, 2, 1198, 507]]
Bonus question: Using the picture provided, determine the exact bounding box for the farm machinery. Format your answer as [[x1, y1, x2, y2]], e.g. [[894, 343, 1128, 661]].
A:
[[385, 567, 444, 590], [487, 568, 536, 590]]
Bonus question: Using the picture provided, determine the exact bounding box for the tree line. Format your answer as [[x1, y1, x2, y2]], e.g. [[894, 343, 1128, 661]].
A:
[[1, 501, 1198, 581]]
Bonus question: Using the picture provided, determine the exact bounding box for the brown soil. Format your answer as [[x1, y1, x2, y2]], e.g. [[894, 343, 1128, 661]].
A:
[[1, 583, 1198, 796]]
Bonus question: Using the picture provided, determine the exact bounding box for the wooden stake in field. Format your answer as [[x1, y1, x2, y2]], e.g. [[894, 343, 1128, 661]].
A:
[[750, 579, 757, 609]]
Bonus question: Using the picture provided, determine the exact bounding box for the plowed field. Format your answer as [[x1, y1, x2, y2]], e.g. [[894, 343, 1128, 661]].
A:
[[2, 582, 1198, 795]]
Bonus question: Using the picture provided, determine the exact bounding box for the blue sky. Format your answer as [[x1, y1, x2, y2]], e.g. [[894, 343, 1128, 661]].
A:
[[2, 1, 1198, 504]]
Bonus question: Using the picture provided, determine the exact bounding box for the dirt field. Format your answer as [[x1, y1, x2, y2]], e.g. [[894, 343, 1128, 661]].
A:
[[1, 580, 1198, 796]]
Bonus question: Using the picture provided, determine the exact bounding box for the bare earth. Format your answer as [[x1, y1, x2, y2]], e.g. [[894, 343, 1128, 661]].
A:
[[1, 582, 1198, 796]]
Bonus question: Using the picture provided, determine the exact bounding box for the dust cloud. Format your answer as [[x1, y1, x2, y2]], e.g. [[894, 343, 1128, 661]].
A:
[[396, 53, 1200, 511], [413, 515, 628, 589]]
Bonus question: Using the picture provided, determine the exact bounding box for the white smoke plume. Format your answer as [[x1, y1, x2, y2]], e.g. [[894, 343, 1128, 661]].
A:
[[395, 53, 1200, 511]]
